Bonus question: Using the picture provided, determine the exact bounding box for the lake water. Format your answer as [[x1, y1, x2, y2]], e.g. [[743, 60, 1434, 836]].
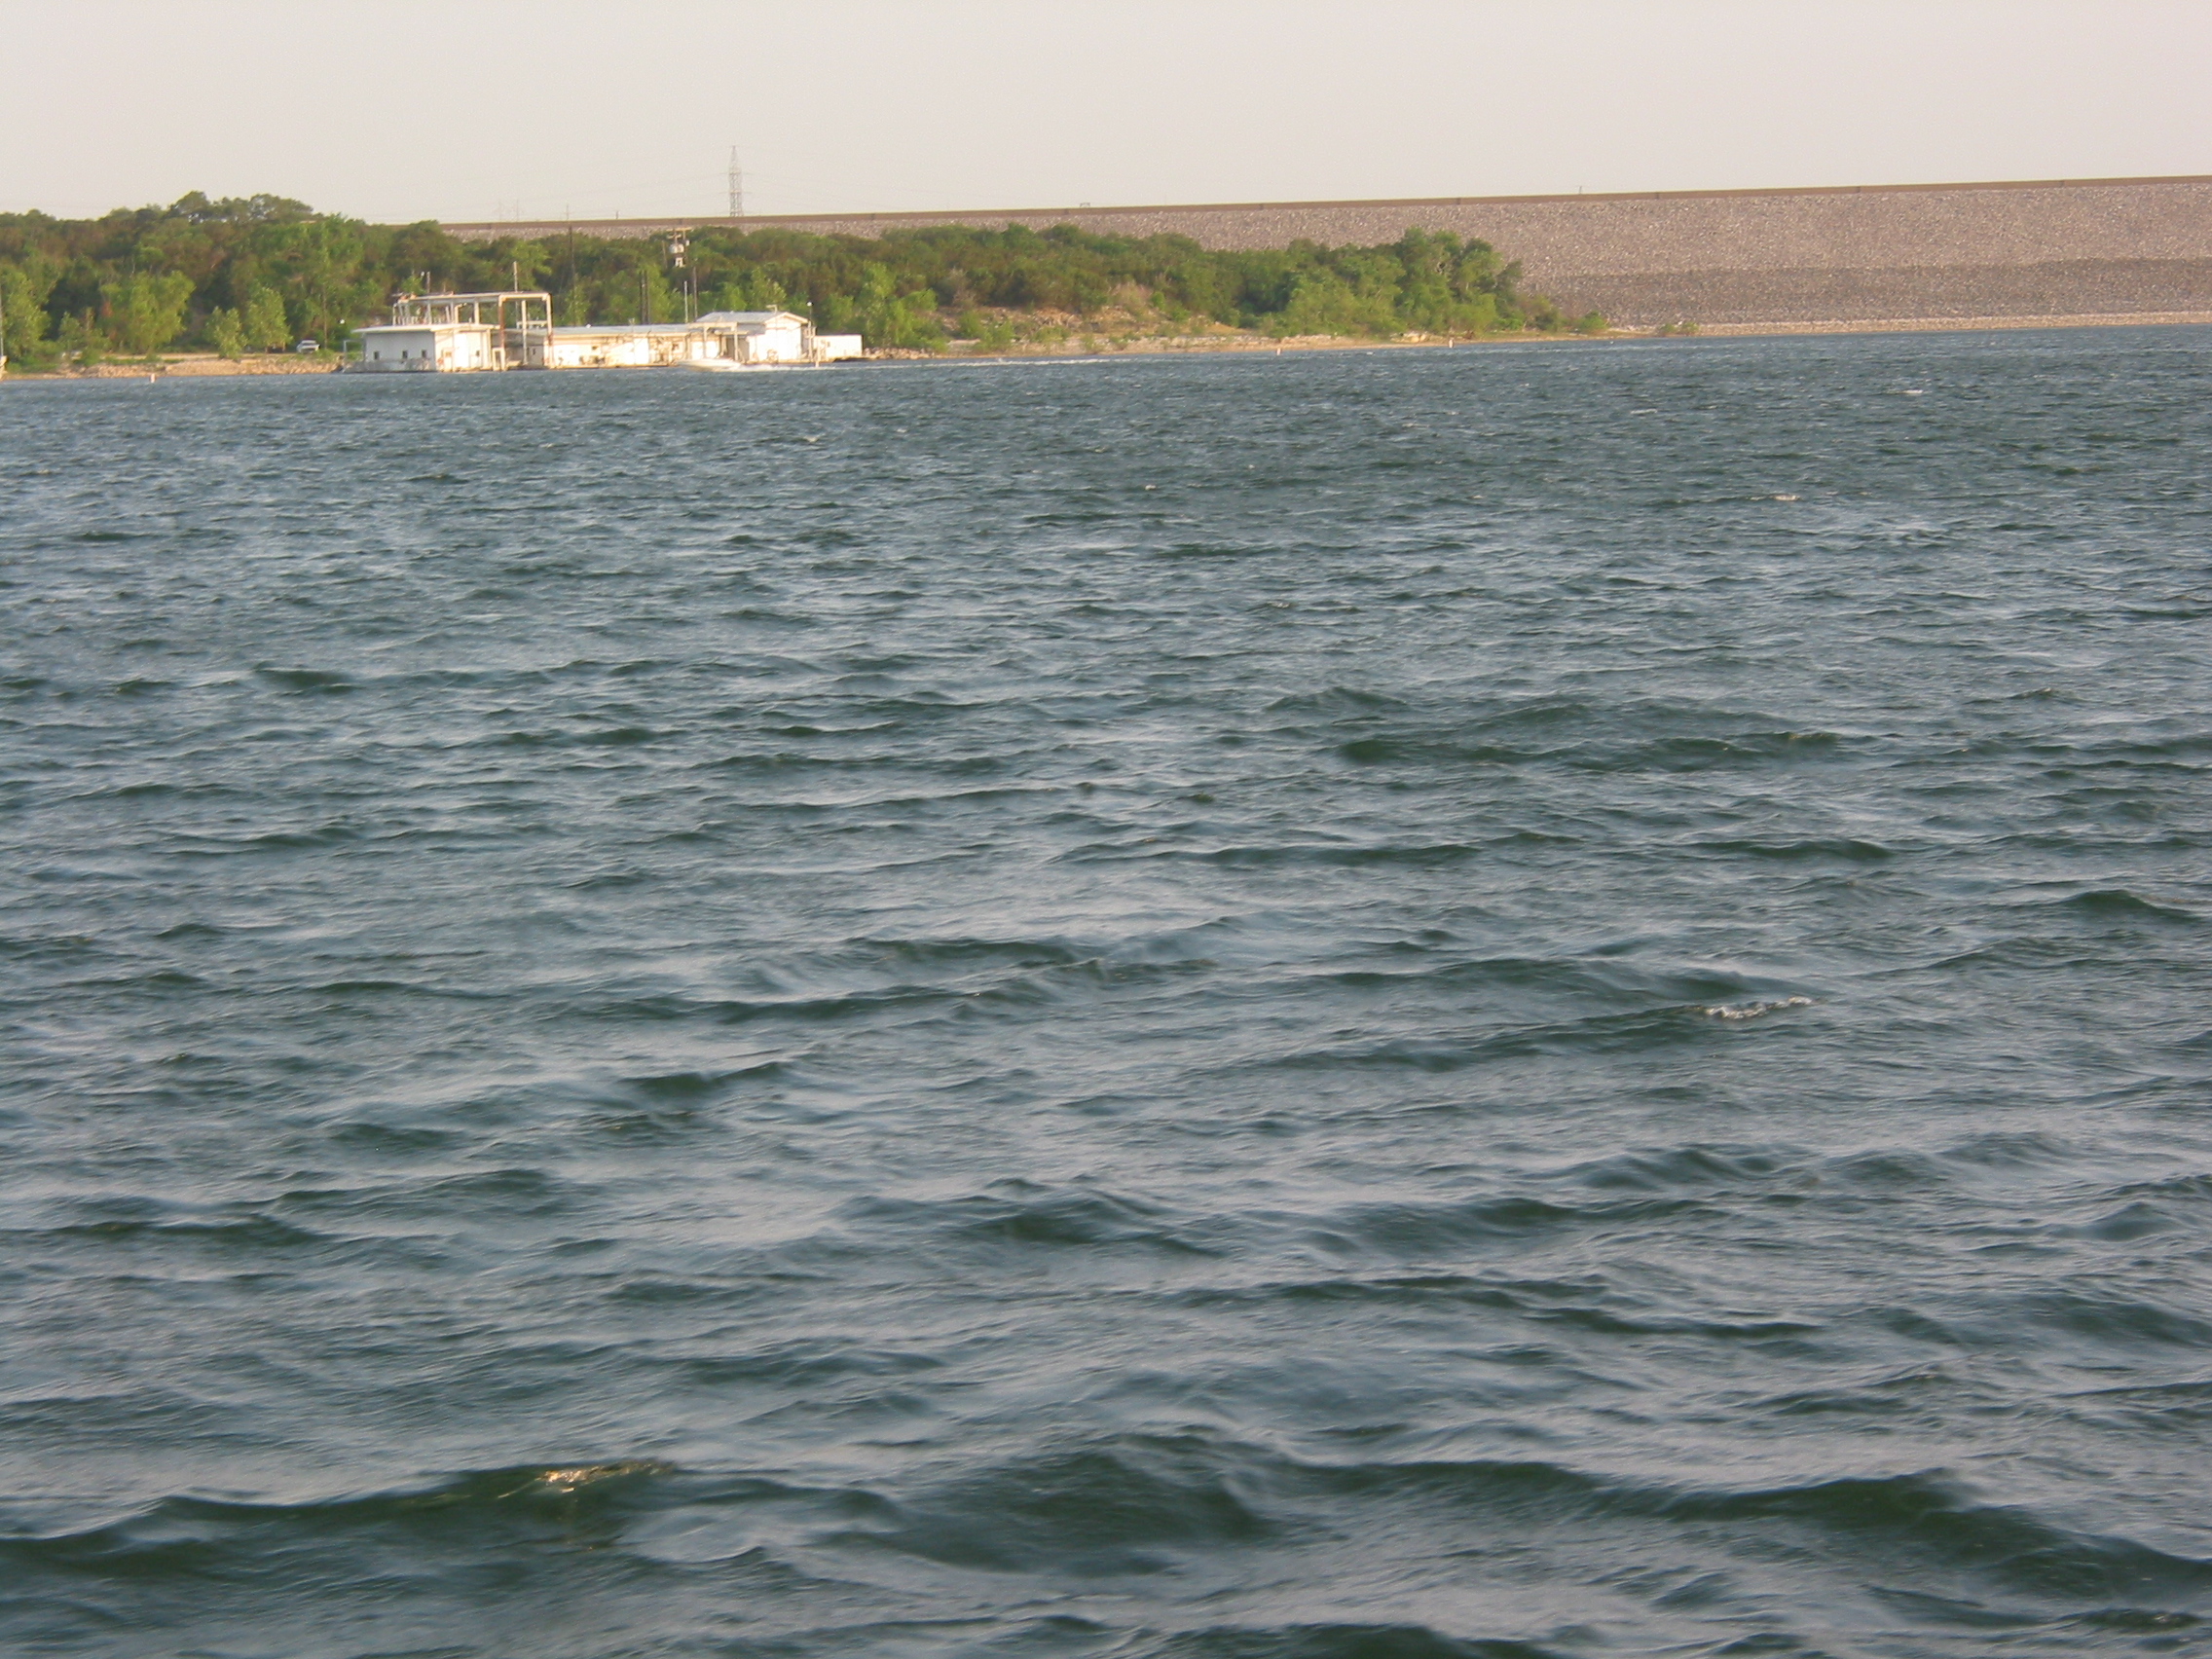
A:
[[3, 331, 2209, 1658]]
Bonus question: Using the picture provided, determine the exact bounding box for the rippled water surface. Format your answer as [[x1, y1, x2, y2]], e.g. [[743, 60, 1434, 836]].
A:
[[4, 331, 2211, 1658]]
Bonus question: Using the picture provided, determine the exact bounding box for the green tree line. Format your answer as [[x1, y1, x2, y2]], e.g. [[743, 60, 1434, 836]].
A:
[[1, 192, 1598, 367]]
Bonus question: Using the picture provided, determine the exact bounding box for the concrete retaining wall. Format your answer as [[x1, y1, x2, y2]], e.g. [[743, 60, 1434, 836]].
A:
[[447, 176, 2212, 327]]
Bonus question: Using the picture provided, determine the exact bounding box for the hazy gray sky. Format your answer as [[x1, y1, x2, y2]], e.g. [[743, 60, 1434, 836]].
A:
[[6, 0, 2208, 222]]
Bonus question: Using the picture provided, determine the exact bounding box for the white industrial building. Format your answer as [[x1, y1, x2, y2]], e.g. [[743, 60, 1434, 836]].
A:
[[354, 292, 553, 372], [696, 311, 865, 366], [543, 324, 688, 370], [351, 292, 865, 374]]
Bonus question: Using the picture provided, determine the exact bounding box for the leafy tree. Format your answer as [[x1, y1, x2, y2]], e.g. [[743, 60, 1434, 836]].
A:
[[480, 238, 552, 292], [45, 261, 103, 333], [206, 306, 245, 357], [256, 218, 369, 340], [1163, 257, 1236, 323], [242, 286, 289, 350], [1, 263, 56, 366], [710, 269, 789, 313], [56, 311, 105, 364], [168, 192, 313, 224], [1266, 266, 1400, 338], [612, 259, 677, 324], [103, 272, 196, 355], [845, 262, 942, 349]]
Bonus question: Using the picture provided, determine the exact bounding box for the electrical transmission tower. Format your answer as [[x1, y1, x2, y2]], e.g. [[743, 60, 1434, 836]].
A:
[[727, 149, 744, 222]]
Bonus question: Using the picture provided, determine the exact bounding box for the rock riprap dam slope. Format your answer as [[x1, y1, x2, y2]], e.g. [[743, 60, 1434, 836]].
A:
[[450, 174, 2212, 331]]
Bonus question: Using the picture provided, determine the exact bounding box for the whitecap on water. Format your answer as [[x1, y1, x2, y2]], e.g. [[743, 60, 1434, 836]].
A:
[[1702, 995, 1815, 1020], [526, 1460, 673, 1494]]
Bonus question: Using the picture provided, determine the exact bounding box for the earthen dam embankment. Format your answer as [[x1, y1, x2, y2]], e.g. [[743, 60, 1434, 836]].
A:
[[448, 176, 2212, 330]]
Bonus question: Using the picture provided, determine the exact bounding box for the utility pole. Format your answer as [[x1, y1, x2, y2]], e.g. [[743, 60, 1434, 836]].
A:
[[727, 148, 744, 223], [668, 233, 691, 323]]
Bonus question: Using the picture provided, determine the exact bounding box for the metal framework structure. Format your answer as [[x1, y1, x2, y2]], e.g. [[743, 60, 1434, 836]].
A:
[[387, 290, 554, 368]]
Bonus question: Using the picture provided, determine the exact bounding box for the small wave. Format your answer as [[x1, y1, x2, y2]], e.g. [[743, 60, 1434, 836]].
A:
[[1626, 730, 1845, 770], [838, 1437, 1272, 1571], [1824, 1148, 1950, 1190], [671, 1341, 942, 1389], [1665, 1470, 2212, 1599], [2079, 1201, 2181, 1241], [1156, 1624, 1566, 1659], [2053, 889, 2202, 925], [852, 934, 1085, 970], [1336, 735, 1531, 767], [1264, 685, 1415, 715], [326, 1121, 463, 1155], [44, 1212, 330, 1252], [2004, 1287, 2212, 1349], [574, 723, 665, 747], [619, 1060, 791, 1102], [1691, 836, 1893, 862], [1272, 992, 1783, 1070], [0, 1461, 683, 1573], [252, 666, 353, 694], [839, 1182, 1217, 1257], [2069, 1608, 2203, 1634], [569, 983, 964, 1027], [1310, 1193, 1711, 1257], [1938, 1130, 2083, 1169], [1565, 1143, 1790, 1191], [1199, 840, 1485, 869]]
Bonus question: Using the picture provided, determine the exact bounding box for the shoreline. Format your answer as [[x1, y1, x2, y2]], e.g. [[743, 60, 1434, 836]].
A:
[[5, 311, 2206, 382], [1687, 309, 2212, 337], [901, 309, 2212, 361]]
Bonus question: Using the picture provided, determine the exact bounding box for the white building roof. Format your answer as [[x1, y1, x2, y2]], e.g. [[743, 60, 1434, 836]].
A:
[[552, 324, 697, 337]]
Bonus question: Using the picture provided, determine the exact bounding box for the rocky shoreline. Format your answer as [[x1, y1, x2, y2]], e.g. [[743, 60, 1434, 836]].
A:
[[2, 353, 342, 380]]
